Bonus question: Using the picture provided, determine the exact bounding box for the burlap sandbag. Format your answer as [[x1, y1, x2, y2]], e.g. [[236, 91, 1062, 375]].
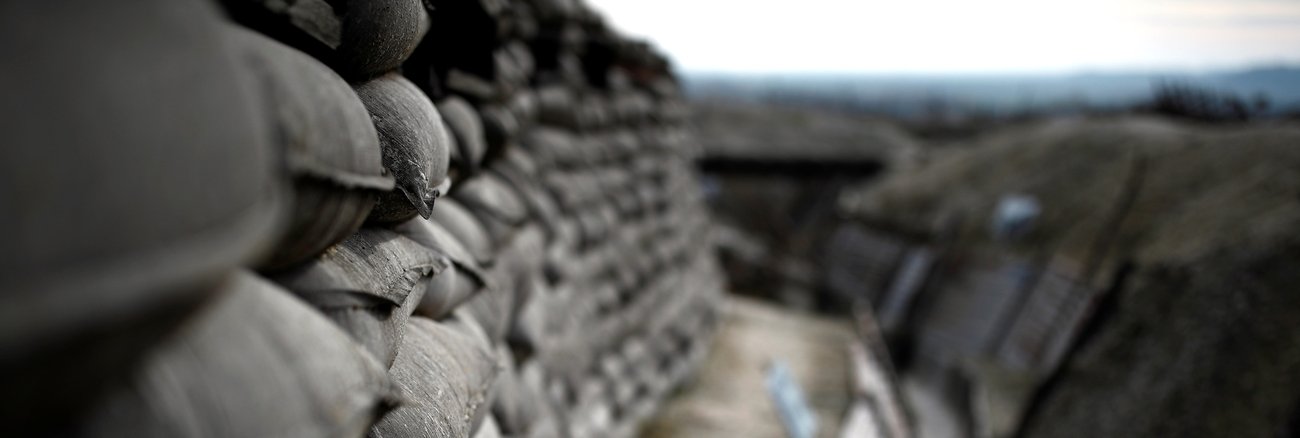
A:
[[480, 104, 521, 155], [271, 228, 448, 367], [491, 346, 538, 435], [230, 26, 394, 272], [492, 148, 568, 243], [0, 1, 284, 431], [220, 0, 340, 56], [335, 0, 429, 79], [452, 173, 530, 245], [465, 225, 546, 344], [437, 96, 489, 178], [370, 316, 499, 438], [355, 73, 452, 224], [474, 416, 504, 438], [81, 272, 398, 438], [518, 360, 570, 438], [222, 0, 426, 80], [431, 198, 498, 267], [392, 217, 494, 319], [510, 89, 540, 127]]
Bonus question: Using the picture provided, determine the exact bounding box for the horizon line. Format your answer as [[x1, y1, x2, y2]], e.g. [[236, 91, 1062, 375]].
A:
[[679, 62, 1300, 78]]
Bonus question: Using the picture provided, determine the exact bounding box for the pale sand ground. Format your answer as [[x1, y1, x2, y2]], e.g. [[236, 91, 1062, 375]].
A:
[[640, 295, 854, 438]]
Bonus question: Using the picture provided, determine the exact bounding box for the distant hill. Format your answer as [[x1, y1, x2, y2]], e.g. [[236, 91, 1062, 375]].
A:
[[839, 116, 1300, 438], [683, 66, 1300, 120], [691, 101, 919, 165]]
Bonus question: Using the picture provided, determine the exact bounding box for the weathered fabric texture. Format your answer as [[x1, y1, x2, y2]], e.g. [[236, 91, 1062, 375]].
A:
[[8, 1, 724, 437]]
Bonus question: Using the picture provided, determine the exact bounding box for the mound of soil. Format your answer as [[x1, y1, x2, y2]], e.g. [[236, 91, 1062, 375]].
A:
[[844, 117, 1300, 436]]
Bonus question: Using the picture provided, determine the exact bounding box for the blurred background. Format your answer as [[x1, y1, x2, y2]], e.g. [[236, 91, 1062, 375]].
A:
[[5, 0, 1299, 437], [590, 0, 1300, 437]]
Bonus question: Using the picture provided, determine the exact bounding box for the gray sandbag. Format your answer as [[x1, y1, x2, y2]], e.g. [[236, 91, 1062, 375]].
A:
[[450, 308, 500, 434], [535, 85, 583, 130], [336, 0, 429, 79], [481, 104, 521, 154], [491, 149, 566, 242], [610, 91, 656, 125], [464, 274, 514, 345], [437, 96, 489, 178], [647, 77, 682, 99], [507, 274, 552, 357], [520, 126, 575, 169], [453, 173, 530, 244], [493, 47, 529, 95], [509, 90, 540, 128], [500, 0, 538, 39], [431, 198, 498, 267], [654, 99, 691, 124], [491, 347, 535, 435], [467, 226, 546, 344], [508, 360, 569, 438], [222, 0, 341, 52], [81, 272, 398, 438], [355, 73, 452, 224], [604, 129, 642, 160], [370, 317, 499, 438], [474, 416, 504, 438], [270, 228, 448, 367], [529, 0, 578, 20], [393, 217, 494, 319], [505, 41, 536, 80], [231, 26, 395, 272], [446, 69, 501, 102], [0, 1, 285, 431]]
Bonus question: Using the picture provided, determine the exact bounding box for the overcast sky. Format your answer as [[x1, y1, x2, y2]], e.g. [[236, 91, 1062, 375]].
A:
[[587, 0, 1300, 74]]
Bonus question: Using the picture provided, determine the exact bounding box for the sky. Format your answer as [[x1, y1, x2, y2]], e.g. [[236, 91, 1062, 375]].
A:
[[587, 0, 1300, 75]]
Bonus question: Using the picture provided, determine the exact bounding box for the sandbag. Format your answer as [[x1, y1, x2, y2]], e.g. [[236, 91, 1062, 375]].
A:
[[221, 0, 340, 55], [474, 416, 504, 438], [464, 280, 514, 344], [480, 104, 521, 154], [453, 173, 530, 244], [437, 96, 489, 177], [520, 126, 578, 169], [231, 26, 394, 272], [465, 225, 547, 344], [355, 73, 452, 224], [0, 1, 284, 431], [431, 198, 498, 267], [393, 217, 493, 319], [81, 272, 398, 438], [450, 308, 501, 434], [493, 47, 529, 95], [271, 228, 448, 366], [370, 317, 499, 438], [335, 0, 429, 79], [491, 347, 534, 435], [446, 69, 501, 102], [510, 90, 540, 126]]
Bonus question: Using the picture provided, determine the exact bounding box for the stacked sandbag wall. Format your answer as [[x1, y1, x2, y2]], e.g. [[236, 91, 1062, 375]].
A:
[[0, 0, 724, 436]]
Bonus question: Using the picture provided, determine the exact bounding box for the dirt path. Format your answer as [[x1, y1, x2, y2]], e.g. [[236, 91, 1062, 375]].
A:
[[640, 296, 854, 438]]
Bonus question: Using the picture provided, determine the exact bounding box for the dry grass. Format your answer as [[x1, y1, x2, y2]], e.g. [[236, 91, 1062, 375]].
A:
[[843, 117, 1300, 266]]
